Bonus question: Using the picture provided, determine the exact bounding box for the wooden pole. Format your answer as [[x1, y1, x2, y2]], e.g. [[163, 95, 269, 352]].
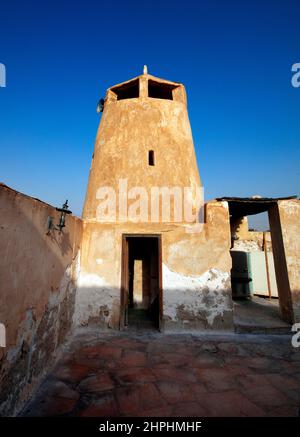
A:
[[263, 232, 272, 299]]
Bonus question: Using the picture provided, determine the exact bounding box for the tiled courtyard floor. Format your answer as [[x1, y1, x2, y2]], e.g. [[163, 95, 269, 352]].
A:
[[22, 329, 300, 417]]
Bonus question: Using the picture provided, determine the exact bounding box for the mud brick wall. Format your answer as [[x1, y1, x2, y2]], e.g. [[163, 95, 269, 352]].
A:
[[0, 184, 82, 416]]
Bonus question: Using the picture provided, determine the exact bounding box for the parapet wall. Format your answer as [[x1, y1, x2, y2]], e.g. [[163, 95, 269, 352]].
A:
[[0, 184, 82, 416]]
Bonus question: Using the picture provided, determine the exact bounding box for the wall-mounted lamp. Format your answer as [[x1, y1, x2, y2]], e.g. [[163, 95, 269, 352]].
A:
[[96, 98, 105, 113], [46, 200, 72, 235]]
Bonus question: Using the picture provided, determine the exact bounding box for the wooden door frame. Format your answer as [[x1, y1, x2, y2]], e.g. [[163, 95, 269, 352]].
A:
[[120, 234, 163, 331]]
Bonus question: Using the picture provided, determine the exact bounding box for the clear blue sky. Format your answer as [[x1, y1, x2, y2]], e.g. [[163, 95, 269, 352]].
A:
[[0, 0, 299, 229]]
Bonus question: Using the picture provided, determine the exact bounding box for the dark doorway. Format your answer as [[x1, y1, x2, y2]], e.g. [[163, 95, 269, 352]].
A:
[[218, 196, 296, 330], [120, 235, 162, 331], [229, 212, 291, 332]]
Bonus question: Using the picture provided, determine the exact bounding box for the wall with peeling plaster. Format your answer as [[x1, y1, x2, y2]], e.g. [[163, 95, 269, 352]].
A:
[[0, 184, 82, 416], [277, 200, 300, 322], [162, 265, 232, 330], [78, 201, 233, 331]]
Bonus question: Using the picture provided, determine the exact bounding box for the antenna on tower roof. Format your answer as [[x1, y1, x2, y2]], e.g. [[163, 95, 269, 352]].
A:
[[143, 65, 148, 75]]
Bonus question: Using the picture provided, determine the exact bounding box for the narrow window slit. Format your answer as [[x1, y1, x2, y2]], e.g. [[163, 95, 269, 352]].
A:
[[149, 150, 155, 166]]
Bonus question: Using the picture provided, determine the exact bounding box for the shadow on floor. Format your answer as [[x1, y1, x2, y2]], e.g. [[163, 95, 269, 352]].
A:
[[20, 329, 299, 417], [127, 309, 158, 333], [233, 296, 291, 334]]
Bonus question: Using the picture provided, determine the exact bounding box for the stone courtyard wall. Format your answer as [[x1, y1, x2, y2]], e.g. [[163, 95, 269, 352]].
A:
[[0, 184, 82, 415]]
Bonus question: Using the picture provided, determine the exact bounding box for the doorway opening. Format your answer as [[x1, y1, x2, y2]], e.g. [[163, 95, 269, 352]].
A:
[[120, 235, 162, 331], [218, 196, 295, 334]]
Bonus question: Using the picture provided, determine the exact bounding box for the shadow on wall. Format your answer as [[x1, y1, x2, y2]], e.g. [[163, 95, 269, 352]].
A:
[[47, 224, 73, 258], [73, 282, 233, 333], [73, 285, 121, 329], [0, 184, 82, 416], [162, 289, 233, 332]]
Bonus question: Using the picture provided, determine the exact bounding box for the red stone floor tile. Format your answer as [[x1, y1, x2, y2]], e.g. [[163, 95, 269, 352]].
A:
[[172, 402, 208, 417], [189, 354, 223, 368], [27, 396, 77, 417], [243, 383, 290, 408], [156, 381, 196, 405], [203, 391, 266, 417], [81, 345, 122, 361], [152, 367, 197, 383], [196, 368, 240, 391], [237, 373, 271, 390], [267, 405, 299, 417], [116, 383, 164, 416], [21, 332, 300, 417], [121, 350, 148, 367], [46, 380, 79, 400], [115, 386, 141, 416], [111, 338, 146, 350], [265, 373, 300, 390], [134, 405, 173, 417], [78, 373, 115, 393], [115, 367, 156, 384], [52, 363, 94, 384], [150, 352, 190, 367], [77, 394, 119, 417]]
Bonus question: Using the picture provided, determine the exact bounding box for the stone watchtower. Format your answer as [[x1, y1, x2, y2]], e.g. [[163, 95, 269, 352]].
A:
[[76, 67, 233, 332], [83, 66, 202, 221]]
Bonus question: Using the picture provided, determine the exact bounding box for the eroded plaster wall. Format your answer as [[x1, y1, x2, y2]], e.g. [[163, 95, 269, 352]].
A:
[[74, 227, 120, 329], [162, 201, 232, 331], [77, 201, 233, 332], [277, 199, 300, 322], [0, 184, 82, 416]]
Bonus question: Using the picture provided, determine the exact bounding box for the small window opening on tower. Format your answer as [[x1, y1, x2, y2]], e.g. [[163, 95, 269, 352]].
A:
[[112, 79, 139, 100], [148, 80, 176, 100], [148, 150, 155, 166]]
